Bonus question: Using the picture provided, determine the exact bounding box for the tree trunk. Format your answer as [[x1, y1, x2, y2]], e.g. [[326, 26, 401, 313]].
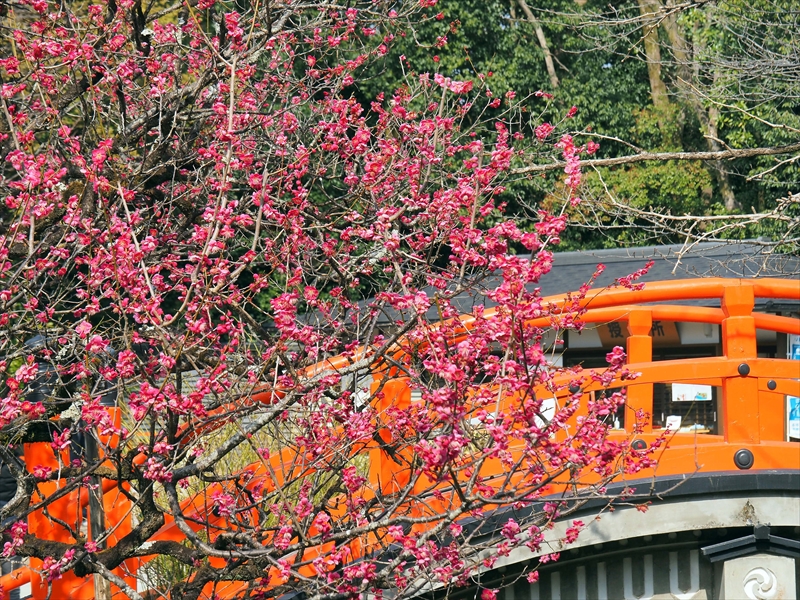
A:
[[661, 1, 692, 83], [705, 88, 739, 211], [516, 0, 559, 89], [661, 2, 739, 210], [637, 0, 670, 112]]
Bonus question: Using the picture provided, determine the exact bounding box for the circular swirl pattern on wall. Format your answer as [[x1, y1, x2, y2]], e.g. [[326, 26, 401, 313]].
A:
[[743, 567, 778, 599]]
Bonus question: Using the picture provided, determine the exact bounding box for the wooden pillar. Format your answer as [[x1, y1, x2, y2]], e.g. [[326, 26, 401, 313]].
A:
[[367, 377, 411, 496], [758, 391, 785, 442], [97, 406, 140, 596], [721, 283, 759, 443], [23, 442, 90, 599], [626, 310, 654, 433]]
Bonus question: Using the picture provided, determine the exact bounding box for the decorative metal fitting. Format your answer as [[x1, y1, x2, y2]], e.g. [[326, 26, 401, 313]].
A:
[[767, 380, 777, 390], [734, 448, 754, 470], [738, 363, 751, 376], [631, 439, 647, 451]]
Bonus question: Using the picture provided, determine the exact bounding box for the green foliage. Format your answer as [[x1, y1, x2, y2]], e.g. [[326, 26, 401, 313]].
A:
[[718, 102, 800, 209], [139, 545, 197, 596], [352, 0, 799, 252], [592, 161, 713, 215]]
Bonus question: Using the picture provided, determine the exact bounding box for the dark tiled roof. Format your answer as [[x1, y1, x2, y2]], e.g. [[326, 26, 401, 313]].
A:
[[297, 243, 799, 329], [536, 242, 799, 297], [433, 242, 800, 320]]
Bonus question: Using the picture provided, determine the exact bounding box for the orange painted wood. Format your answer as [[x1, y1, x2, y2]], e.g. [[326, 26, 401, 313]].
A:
[[0, 568, 30, 599], [626, 309, 654, 434], [23, 442, 87, 598]]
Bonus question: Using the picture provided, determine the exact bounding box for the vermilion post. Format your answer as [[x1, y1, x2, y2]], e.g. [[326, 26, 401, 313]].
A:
[[23, 442, 89, 598], [368, 376, 412, 496], [721, 283, 759, 443], [98, 406, 140, 596], [759, 390, 786, 442], [626, 309, 654, 433]]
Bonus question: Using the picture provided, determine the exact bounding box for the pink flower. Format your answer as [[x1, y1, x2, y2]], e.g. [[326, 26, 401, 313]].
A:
[[274, 525, 293, 551], [540, 552, 560, 564], [75, 320, 91, 339], [33, 465, 52, 480], [143, 457, 172, 482], [2, 522, 27, 558], [501, 518, 520, 541], [86, 335, 108, 353], [606, 346, 626, 369], [51, 430, 70, 452], [13, 361, 38, 384], [433, 72, 473, 94], [210, 491, 236, 518], [564, 520, 583, 544], [90, 139, 114, 168], [535, 122, 554, 141]]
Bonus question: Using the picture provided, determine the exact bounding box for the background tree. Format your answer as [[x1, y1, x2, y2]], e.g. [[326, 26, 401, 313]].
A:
[[564, 0, 800, 251], [364, 0, 799, 254], [0, 1, 654, 599]]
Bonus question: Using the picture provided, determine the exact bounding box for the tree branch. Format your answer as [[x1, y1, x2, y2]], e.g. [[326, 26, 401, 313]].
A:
[[513, 142, 800, 174]]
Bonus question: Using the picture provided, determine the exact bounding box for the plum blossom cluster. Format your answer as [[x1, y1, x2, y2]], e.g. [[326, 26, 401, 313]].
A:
[[40, 549, 76, 582], [0, 0, 656, 597], [1, 521, 26, 558]]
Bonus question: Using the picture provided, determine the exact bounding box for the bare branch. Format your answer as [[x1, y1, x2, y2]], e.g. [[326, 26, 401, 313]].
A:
[[514, 142, 800, 174]]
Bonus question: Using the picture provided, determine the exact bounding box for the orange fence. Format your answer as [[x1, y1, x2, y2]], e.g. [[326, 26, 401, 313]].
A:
[[2, 278, 799, 599]]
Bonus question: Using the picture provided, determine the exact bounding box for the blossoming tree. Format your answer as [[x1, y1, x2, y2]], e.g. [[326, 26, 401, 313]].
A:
[[0, 0, 655, 598]]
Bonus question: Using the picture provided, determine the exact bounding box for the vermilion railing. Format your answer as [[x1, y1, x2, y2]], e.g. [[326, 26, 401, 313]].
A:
[[2, 278, 798, 599]]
